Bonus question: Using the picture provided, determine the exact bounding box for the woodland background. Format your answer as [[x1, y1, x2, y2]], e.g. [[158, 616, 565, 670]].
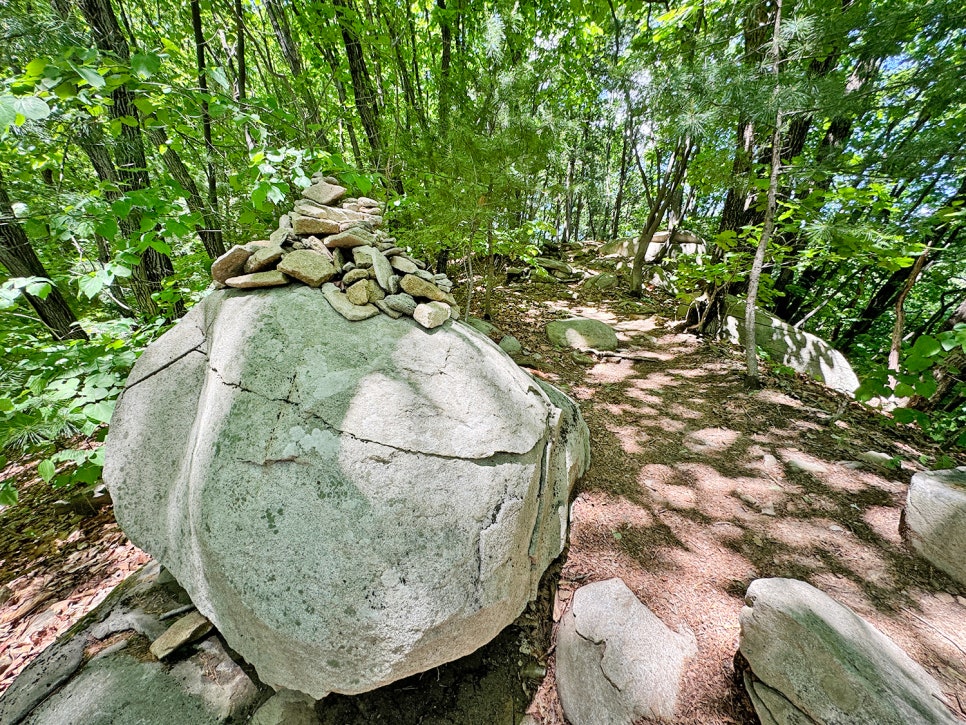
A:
[[1, 0, 965, 502]]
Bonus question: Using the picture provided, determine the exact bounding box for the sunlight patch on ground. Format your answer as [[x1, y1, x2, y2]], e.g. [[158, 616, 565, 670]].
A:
[[586, 360, 637, 384], [684, 427, 741, 453], [638, 416, 689, 433], [862, 506, 903, 545], [605, 424, 649, 454], [669, 403, 706, 421], [755, 389, 806, 409], [638, 371, 686, 389], [624, 385, 664, 406]]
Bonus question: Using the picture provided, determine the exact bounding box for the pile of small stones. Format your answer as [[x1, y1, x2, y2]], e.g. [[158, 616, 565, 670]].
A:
[[210, 173, 458, 329]]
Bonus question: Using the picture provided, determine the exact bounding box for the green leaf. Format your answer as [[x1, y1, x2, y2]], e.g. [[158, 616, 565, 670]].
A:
[[24, 280, 51, 299], [78, 274, 106, 299], [83, 400, 115, 424], [71, 63, 106, 89], [37, 459, 56, 483], [911, 335, 942, 358], [893, 382, 915, 398], [0, 398, 13, 412], [12, 96, 51, 121], [96, 216, 119, 240], [25, 58, 48, 76], [892, 407, 926, 425], [148, 239, 172, 255], [112, 198, 135, 218], [131, 52, 161, 79], [208, 66, 229, 90], [0, 97, 17, 129], [914, 376, 938, 399], [0, 482, 17, 507], [905, 354, 933, 373]]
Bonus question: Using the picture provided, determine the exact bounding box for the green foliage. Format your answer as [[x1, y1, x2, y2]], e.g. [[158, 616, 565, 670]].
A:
[[0, 319, 165, 502]]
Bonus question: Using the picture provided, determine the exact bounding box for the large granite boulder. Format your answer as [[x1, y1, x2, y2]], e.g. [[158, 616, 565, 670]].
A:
[[905, 467, 966, 586], [739, 578, 958, 725], [556, 578, 696, 724], [724, 297, 860, 395], [103, 285, 589, 700]]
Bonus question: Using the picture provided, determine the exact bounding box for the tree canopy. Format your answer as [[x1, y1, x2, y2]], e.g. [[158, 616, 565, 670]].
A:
[[1, 0, 965, 502]]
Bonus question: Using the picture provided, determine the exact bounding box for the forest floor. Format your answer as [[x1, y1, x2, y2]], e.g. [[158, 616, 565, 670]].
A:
[[1, 267, 966, 723]]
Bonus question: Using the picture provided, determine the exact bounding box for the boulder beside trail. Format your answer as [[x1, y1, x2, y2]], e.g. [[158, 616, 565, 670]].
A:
[[556, 578, 696, 724], [546, 317, 619, 351], [103, 285, 590, 700], [739, 577, 959, 725], [723, 297, 860, 395], [905, 467, 966, 587]]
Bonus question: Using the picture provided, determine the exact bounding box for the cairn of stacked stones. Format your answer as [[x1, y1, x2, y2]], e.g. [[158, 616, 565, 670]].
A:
[[209, 173, 458, 329]]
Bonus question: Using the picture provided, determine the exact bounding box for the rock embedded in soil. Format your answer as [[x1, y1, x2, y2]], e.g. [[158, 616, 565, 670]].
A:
[[556, 578, 696, 725], [104, 285, 590, 699], [251, 689, 320, 725], [546, 317, 619, 351], [0, 562, 264, 724], [739, 577, 959, 725], [905, 467, 966, 587], [723, 296, 860, 395]]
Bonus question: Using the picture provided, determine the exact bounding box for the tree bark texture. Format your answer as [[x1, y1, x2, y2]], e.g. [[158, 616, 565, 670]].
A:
[[0, 173, 88, 340]]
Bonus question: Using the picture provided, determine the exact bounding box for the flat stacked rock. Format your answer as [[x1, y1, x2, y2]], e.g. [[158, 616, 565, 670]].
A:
[[210, 174, 458, 329]]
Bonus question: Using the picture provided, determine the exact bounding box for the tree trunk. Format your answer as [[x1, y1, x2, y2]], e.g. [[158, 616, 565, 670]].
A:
[[333, 0, 382, 166], [0, 172, 87, 340], [77, 0, 175, 319], [147, 128, 224, 259], [744, 0, 783, 388], [264, 0, 325, 144], [189, 0, 224, 258], [436, 0, 452, 132], [610, 122, 630, 240]]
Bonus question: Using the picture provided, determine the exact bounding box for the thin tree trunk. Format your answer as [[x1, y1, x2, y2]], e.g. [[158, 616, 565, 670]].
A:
[[610, 121, 630, 240], [0, 172, 88, 340], [264, 0, 325, 145], [744, 0, 783, 387], [146, 128, 224, 259], [437, 0, 452, 132], [78, 0, 176, 319], [887, 252, 928, 387], [334, 0, 382, 166], [190, 0, 224, 258]]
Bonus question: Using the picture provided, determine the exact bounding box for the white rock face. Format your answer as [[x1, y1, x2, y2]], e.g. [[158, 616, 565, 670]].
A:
[[556, 578, 696, 724], [723, 297, 860, 395], [739, 578, 959, 725], [104, 285, 589, 699], [906, 467, 966, 586]]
